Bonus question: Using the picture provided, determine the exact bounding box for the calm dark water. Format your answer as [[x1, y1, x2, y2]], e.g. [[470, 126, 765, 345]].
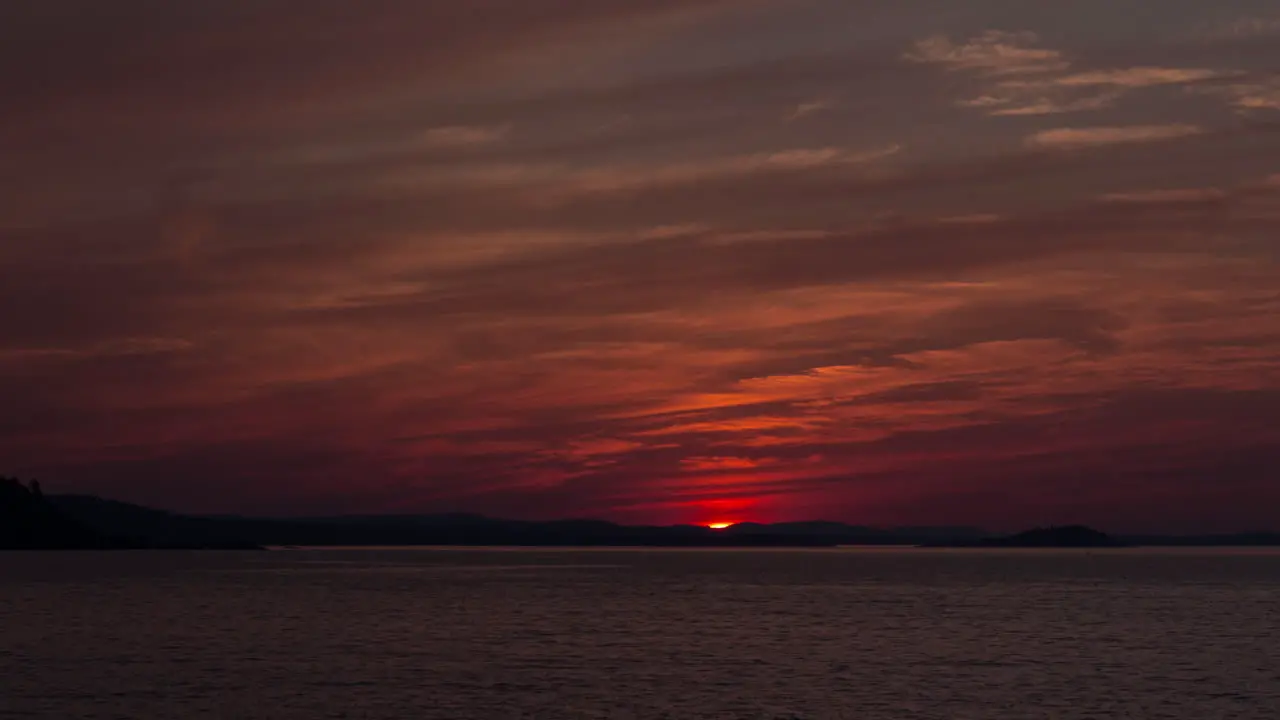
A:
[[1, 548, 1278, 719]]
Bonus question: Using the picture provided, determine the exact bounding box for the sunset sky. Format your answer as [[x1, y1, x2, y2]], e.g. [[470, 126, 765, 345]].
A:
[[3, 1, 1279, 531]]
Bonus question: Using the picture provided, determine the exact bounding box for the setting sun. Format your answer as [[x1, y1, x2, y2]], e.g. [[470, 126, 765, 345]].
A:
[[706, 522, 735, 530]]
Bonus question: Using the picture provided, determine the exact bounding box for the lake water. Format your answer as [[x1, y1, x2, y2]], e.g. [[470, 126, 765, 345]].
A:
[[1, 548, 1277, 719]]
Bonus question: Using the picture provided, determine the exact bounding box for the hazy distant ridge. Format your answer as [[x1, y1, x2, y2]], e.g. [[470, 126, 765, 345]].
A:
[[20, 492, 1280, 550]]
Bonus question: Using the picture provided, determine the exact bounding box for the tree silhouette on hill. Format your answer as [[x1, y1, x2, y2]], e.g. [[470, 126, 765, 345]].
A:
[[0, 476, 117, 549]]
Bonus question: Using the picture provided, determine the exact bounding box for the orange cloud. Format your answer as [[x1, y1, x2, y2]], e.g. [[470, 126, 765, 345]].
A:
[[905, 31, 1068, 76], [1026, 124, 1204, 148]]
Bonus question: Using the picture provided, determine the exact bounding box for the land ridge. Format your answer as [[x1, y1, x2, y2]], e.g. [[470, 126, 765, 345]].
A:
[[4, 482, 1279, 550]]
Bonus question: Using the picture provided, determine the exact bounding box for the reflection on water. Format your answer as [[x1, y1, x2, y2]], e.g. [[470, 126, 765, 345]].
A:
[[2, 548, 1278, 719]]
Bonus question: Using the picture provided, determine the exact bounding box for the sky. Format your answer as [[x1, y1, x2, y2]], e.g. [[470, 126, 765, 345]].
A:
[[2, 1, 1279, 532]]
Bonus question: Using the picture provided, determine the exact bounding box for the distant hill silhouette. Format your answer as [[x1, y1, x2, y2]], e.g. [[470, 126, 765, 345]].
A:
[[1, 477, 121, 549], [41, 495, 990, 548], [1, 478, 261, 550], [927, 525, 1127, 548], [725, 521, 985, 542], [4, 482, 1278, 549], [52, 495, 261, 550]]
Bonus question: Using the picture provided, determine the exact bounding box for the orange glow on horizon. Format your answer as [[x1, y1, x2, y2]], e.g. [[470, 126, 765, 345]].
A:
[[706, 522, 736, 530]]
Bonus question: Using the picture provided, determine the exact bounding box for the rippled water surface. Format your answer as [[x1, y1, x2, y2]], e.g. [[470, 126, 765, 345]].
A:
[[2, 548, 1278, 719]]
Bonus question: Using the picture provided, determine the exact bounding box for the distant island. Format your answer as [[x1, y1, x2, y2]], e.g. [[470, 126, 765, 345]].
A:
[[3, 477, 1279, 550]]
